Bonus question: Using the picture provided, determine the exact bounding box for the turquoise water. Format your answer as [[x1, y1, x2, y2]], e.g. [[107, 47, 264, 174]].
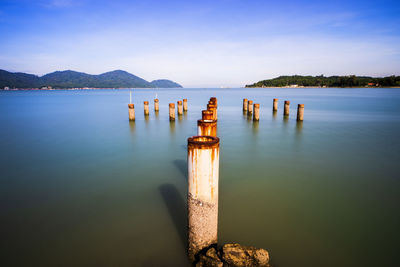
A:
[[0, 88, 399, 266]]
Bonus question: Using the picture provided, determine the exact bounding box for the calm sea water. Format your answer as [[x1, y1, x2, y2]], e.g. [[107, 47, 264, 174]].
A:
[[0, 88, 399, 267]]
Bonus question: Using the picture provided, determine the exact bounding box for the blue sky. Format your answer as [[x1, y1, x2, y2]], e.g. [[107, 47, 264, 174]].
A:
[[0, 0, 399, 87]]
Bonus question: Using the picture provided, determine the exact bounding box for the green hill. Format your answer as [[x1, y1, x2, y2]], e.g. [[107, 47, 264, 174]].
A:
[[246, 75, 400, 88], [0, 69, 182, 89]]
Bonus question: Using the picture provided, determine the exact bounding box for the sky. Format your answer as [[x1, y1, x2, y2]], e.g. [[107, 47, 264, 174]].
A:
[[0, 0, 399, 87]]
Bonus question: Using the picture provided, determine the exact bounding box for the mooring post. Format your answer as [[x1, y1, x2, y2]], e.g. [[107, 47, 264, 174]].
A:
[[183, 99, 188, 112], [187, 136, 220, 261], [128, 104, 135, 121], [209, 97, 217, 107], [197, 120, 217, 137], [207, 103, 217, 120], [248, 100, 253, 114], [273, 98, 278, 112], [202, 110, 214, 120], [284, 101, 290, 116], [169, 103, 175, 121], [154, 99, 159, 112], [144, 101, 149, 115], [177, 101, 183, 116], [243, 98, 248, 111], [253, 103, 260, 121], [297, 104, 304, 121]]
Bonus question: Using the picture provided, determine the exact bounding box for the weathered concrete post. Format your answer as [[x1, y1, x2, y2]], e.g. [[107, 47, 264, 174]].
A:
[[128, 104, 135, 121], [197, 120, 217, 137], [183, 99, 188, 112], [273, 98, 278, 112], [144, 101, 149, 115], [248, 100, 253, 114], [187, 136, 220, 261], [169, 103, 175, 121], [154, 99, 159, 112], [297, 104, 304, 121], [207, 103, 217, 120], [177, 101, 183, 116], [243, 98, 248, 111], [284, 101, 290, 116], [253, 103, 260, 121], [202, 110, 214, 120]]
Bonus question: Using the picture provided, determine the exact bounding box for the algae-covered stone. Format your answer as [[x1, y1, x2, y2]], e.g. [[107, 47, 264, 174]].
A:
[[196, 247, 223, 267], [221, 243, 270, 267]]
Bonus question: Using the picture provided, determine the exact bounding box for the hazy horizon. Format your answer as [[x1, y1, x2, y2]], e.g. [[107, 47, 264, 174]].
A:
[[1, 0, 399, 87]]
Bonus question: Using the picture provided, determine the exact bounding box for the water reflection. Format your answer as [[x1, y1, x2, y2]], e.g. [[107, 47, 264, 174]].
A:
[[295, 121, 303, 140], [272, 111, 277, 120], [172, 159, 187, 181], [252, 121, 259, 136], [169, 121, 176, 135], [155, 111, 159, 119], [158, 184, 187, 250], [129, 121, 135, 135]]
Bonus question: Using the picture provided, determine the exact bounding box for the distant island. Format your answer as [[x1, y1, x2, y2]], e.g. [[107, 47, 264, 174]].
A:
[[246, 75, 400, 88], [0, 69, 182, 89]]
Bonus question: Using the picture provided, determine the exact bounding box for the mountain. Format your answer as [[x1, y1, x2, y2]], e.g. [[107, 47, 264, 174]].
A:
[[0, 69, 182, 89], [150, 79, 182, 88]]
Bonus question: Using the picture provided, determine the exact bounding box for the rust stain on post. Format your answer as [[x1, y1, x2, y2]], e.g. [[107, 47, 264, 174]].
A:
[[284, 100, 290, 116], [187, 136, 220, 262], [128, 104, 135, 121], [154, 98, 159, 112], [253, 103, 260, 121], [297, 104, 304, 121], [197, 120, 217, 137], [144, 101, 149, 115], [183, 99, 188, 111], [273, 98, 278, 112], [169, 103, 175, 121]]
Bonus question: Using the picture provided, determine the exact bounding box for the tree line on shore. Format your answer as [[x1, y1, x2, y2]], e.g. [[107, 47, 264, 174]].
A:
[[246, 75, 400, 88]]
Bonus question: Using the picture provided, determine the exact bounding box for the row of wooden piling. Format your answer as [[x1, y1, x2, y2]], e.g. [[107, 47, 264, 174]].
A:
[[128, 98, 188, 121], [243, 98, 304, 121]]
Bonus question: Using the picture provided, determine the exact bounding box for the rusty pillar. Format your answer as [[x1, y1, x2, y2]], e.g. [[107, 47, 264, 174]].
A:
[[144, 101, 149, 115], [253, 103, 260, 121], [209, 97, 217, 107], [187, 136, 220, 261], [284, 101, 290, 116], [297, 104, 304, 121], [128, 104, 135, 121], [273, 98, 278, 112], [154, 99, 159, 112], [202, 110, 214, 120], [207, 103, 217, 120], [169, 103, 175, 121], [248, 100, 253, 114], [177, 101, 183, 115], [197, 120, 217, 137], [183, 99, 188, 112], [243, 98, 248, 111]]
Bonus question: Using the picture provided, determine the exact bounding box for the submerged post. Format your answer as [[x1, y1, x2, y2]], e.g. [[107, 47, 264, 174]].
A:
[[284, 101, 290, 116], [197, 120, 217, 137], [154, 99, 159, 112], [187, 136, 220, 261], [273, 98, 278, 112], [128, 104, 135, 121], [183, 99, 188, 112], [297, 104, 304, 121], [209, 97, 217, 107], [248, 100, 253, 114], [144, 101, 149, 115], [169, 103, 175, 121], [243, 98, 248, 111], [253, 103, 260, 121], [177, 100, 183, 116], [202, 110, 214, 120]]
